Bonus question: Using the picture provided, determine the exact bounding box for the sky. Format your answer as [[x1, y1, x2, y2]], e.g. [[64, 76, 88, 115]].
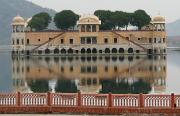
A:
[[27, 0, 180, 23]]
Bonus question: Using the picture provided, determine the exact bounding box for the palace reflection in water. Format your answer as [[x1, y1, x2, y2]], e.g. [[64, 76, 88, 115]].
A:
[[11, 55, 166, 94]]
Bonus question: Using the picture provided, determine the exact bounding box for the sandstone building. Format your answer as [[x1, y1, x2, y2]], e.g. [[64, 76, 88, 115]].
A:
[[11, 14, 166, 55]]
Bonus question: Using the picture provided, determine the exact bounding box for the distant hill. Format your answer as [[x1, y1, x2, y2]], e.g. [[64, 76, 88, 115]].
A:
[[166, 19, 180, 47], [168, 36, 180, 47], [0, 0, 56, 45], [167, 19, 180, 36]]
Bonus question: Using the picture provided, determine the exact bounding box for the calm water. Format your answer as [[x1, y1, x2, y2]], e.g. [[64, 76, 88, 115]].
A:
[[0, 50, 180, 94]]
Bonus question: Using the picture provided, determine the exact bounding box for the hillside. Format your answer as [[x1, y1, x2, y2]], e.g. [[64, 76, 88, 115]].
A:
[[168, 36, 180, 47], [0, 0, 56, 45], [167, 19, 180, 36]]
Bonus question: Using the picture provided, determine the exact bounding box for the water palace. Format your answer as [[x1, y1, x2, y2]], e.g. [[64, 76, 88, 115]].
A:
[[11, 14, 166, 55]]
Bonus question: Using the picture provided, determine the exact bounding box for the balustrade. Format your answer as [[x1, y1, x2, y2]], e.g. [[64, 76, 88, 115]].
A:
[[0, 92, 179, 113]]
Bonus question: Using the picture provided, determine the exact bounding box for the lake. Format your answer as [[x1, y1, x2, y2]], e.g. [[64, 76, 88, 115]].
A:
[[0, 50, 180, 94]]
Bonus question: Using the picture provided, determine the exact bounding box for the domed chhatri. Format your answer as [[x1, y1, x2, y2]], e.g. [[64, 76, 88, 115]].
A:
[[12, 15, 25, 25], [152, 15, 165, 23], [11, 14, 167, 56], [77, 14, 101, 25], [77, 15, 101, 32]]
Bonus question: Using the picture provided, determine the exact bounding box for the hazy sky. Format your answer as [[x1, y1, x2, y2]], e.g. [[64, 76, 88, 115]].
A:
[[27, 0, 180, 23]]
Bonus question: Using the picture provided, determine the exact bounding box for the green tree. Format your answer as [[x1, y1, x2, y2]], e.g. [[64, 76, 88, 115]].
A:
[[110, 11, 125, 29], [54, 10, 79, 30], [131, 79, 151, 94], [55, 79, 77, 93], [28, 80, 49, 93], [94, 10, 114, 30], [100, 79, 151, 94], [28, 12, 52, 31], [131, 10, 151, 29], [122, 12, 132, 30]]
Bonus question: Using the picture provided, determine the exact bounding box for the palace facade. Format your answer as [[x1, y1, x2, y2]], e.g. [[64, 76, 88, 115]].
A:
[[11, 14, 166, 55]]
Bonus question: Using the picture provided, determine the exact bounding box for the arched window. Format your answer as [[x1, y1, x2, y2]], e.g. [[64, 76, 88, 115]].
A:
[[45, 49, 50, 54], [92, 48, 97, 54], [128, 48, 133, 53], [119, 48, 125, 53], [105, 48, 110, 53], [81, 48, 86, 54], [99, 50, 102, 54], [68, 48, 73, 54], [112, 48, 117, 53], [148, 49, 153, 54], [54, 48, 59, 54], [87, 48, 91, 54], [61, 48, 66, 54]]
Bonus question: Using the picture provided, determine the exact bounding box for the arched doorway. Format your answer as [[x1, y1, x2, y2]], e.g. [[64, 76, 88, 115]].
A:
[[38, 50, 42, 54], [45, 49, 50, 54], [105, 48, 110, 54], [92, 48, 97, 54], [87, 48, 91, 54], [81, 48, 86, 54], [148, 49, 153, 54], [119, 48, 124, 53], [61, 48, 66, 54], [54, 48, 59, 54], [68, 48, 73, 54], [99, 50, 102, 54], [128, 48, 133, 53], [112, 48, 117, 54]]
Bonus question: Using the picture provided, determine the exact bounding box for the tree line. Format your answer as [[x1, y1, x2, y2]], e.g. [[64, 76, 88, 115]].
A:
[[28, 9, 151, 31]]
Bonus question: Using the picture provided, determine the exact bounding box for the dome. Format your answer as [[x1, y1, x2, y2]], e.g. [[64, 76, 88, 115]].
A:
[[12, 15, 25, 25], [77, 14, 101, 25], [152, 15, 165, 22]]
